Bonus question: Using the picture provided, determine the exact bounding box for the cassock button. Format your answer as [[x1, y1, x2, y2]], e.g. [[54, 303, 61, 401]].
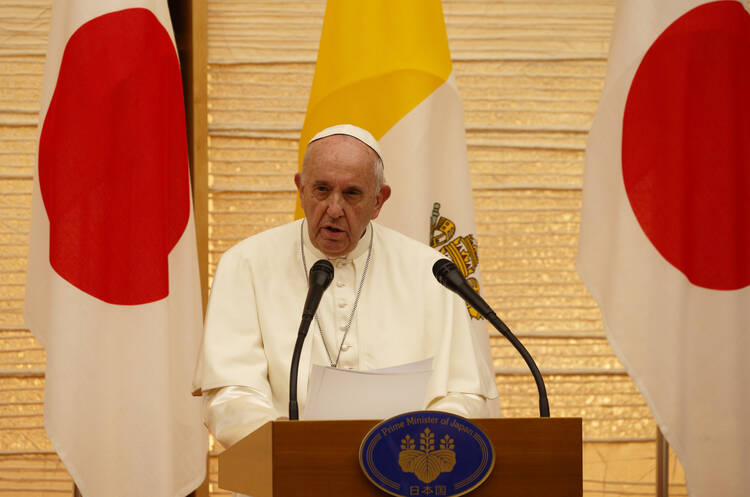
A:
[[336, 281, 345, 288], [339, 324, 347, 331], [338, 300, 347, 308], [341, 344, 351, 351]]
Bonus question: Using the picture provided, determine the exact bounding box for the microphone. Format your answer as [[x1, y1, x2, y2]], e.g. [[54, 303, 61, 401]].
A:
[[432, 259, 550, 417], [302, 260, 335, 320], [289, 260, 334, 420]]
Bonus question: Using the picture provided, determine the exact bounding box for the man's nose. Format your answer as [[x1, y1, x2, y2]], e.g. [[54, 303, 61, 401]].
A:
[[325, 194, 344, 218]]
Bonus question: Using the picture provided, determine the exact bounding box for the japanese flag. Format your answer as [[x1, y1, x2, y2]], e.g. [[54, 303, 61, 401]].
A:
[[578, 1, 750, 496], [24, 1, 207, 495]]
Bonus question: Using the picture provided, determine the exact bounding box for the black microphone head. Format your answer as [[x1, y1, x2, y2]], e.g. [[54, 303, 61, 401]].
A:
[[309, 259, 334, 289], [432, 257, 495, 321], [432, 258, 461, 288]]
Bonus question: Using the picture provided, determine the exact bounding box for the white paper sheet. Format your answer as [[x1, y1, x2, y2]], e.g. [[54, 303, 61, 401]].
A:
[[303, 359, 433, 420]]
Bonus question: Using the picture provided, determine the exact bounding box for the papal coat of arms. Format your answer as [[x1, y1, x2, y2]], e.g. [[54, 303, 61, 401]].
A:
[[430, 202, 483, 319]]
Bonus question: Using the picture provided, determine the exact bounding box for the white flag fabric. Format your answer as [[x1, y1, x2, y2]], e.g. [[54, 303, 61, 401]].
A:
[[24, 2, 207, 495], [298, 0, 499, 413], [578, 1, 750, 496]]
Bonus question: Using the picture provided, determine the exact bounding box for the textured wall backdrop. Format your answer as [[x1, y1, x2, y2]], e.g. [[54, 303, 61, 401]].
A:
[[0, 0, 710, 495]]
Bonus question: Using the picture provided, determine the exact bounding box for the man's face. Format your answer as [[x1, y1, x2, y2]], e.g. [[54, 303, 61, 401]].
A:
[[295, 135, 391, 257]]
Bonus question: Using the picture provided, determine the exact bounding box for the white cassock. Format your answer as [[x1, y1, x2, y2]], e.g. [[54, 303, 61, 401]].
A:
[[193, 220, 499, 448]]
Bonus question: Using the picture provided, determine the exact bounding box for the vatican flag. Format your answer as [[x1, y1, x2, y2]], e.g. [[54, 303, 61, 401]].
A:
[[299, 0, 499, 413]]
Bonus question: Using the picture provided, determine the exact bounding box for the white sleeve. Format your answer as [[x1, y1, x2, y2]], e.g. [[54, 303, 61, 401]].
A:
[[427, 392, 490, 418], [204, 385, 277, 448]]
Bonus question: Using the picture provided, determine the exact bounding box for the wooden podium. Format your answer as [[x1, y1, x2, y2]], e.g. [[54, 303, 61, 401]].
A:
[[219, 417, 582, 496]]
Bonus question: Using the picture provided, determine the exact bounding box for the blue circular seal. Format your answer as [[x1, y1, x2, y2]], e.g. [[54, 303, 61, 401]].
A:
[[359, 411, 495, 497]]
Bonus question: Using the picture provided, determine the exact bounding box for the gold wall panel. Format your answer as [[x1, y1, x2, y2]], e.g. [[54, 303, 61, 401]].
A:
[[0, 5, 52, 489]]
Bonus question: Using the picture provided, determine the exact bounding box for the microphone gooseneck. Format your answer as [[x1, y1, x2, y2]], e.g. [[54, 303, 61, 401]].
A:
[[432, 259, 550, 418], [289, 260, 334, 420]]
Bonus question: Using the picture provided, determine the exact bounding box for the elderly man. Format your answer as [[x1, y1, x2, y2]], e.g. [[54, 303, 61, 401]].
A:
[[193, 124, 497, 448]]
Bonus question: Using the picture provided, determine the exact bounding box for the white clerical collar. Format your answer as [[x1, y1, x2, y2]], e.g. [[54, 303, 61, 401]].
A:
[[301, 220, 373, 263]]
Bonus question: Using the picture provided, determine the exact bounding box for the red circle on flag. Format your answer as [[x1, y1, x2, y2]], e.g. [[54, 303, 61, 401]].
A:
[[622, 1, 750, 290], [38, 8, 190, 305]]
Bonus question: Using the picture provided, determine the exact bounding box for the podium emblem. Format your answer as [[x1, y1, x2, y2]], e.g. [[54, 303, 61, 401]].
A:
[[359, 411, 495, 497]]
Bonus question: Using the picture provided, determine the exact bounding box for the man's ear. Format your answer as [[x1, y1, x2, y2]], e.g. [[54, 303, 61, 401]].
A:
[[294, 172, 303, 192], [371, 184, 392, 220]]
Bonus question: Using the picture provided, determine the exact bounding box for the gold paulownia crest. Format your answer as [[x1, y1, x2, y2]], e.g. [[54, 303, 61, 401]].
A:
[[430, 202, 483, 320], [398, 428, 456, 483]]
